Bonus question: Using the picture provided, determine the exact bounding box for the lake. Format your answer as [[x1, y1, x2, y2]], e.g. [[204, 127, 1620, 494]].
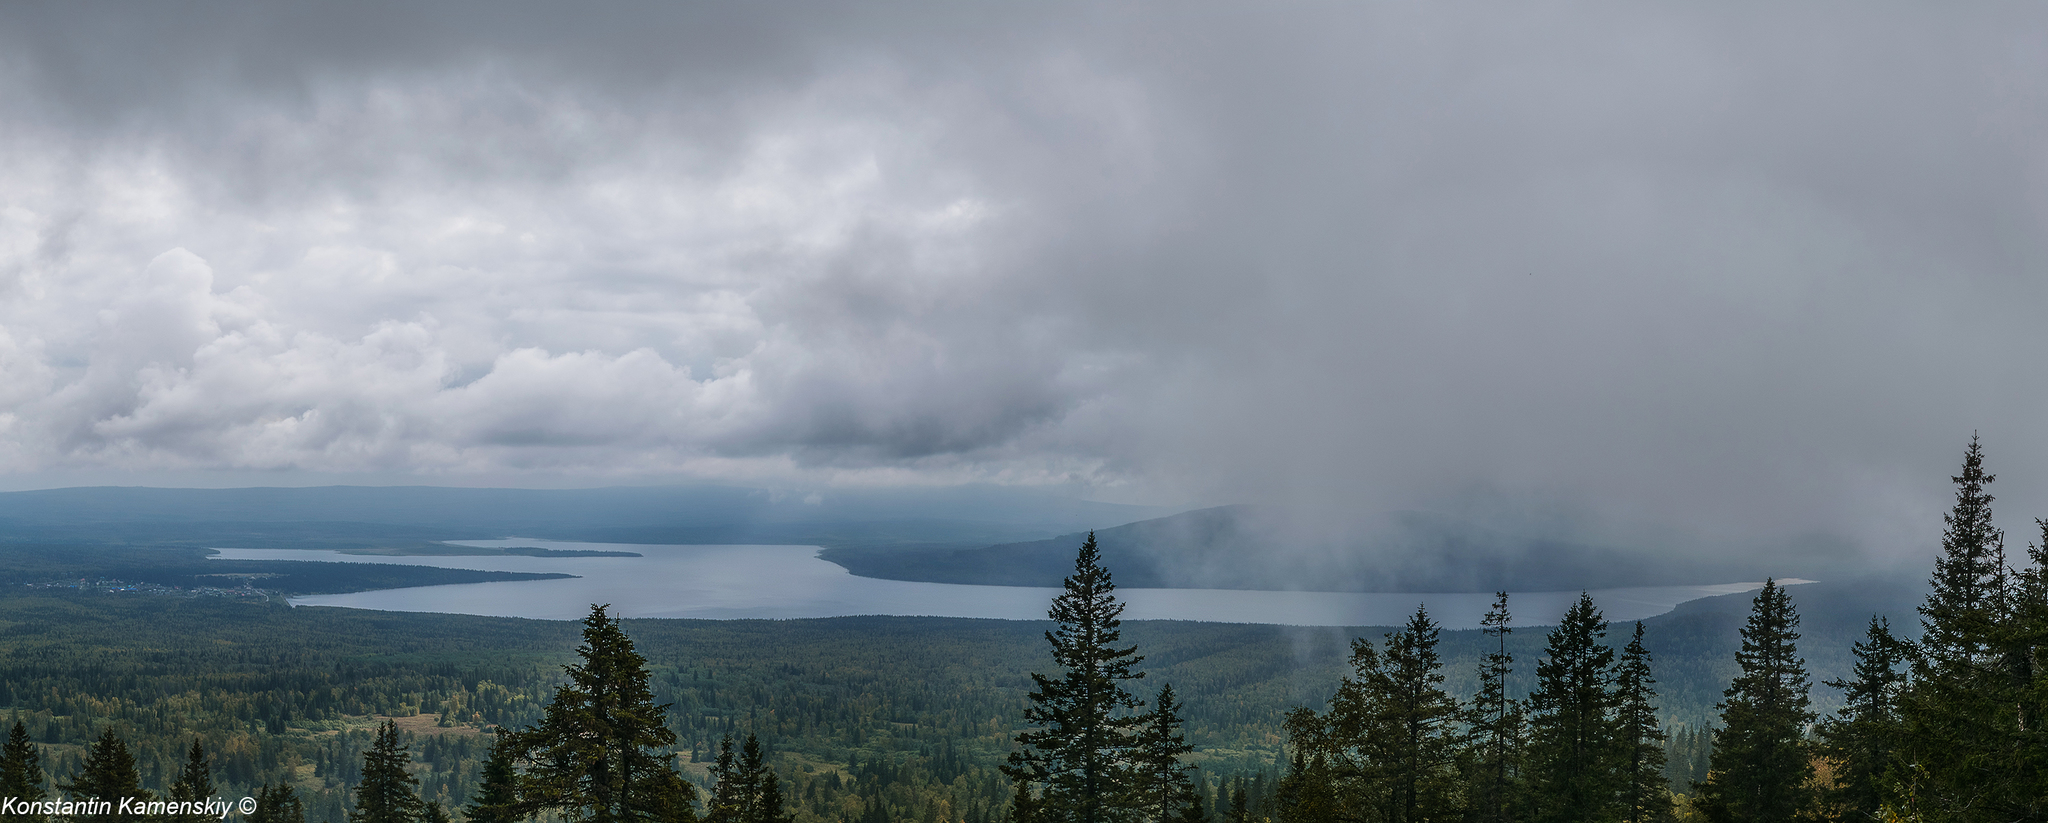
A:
[[208, 540, 1789, 629]]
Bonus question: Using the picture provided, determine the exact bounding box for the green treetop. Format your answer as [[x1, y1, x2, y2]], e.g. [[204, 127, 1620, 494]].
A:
[[1613, 623, 1671, 823], [1006, 532, 1146, 823], [0, 720, 45, 823], [350, 721, 425, 823], [61, 728, 147, 823], [1695, 579, 1813, 823], [517, 604, 696, 823], [1525, 593, 1621, 823]]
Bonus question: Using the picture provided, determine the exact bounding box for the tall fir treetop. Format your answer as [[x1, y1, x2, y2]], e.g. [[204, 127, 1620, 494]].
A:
[[350, 721, 424, 823], [1922, 433, 2008, 663], [0, 720, 44, 822], [1007, 531, 1148, 823], [519, 604, 691, 823], [1696, 579, 1813, 823], [1046, 532, 1143, 680]]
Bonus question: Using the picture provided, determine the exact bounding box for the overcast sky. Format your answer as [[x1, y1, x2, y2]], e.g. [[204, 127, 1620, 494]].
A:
[[4, 3, 2048, 560]]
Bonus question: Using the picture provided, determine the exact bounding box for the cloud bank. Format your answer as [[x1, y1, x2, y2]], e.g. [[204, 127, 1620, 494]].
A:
[[4, 3, 2048, 560]]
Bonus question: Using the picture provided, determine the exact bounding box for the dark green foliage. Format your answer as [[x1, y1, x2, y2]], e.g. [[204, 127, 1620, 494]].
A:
[[62, 728, 148, 823], [1007, 778, 1039, 823], [1816, 617, 1909, 821], [516, 605, 694, 823], [705, 735, 785, 823], [351, 721, 425, 823], [168, 739, 216, 823], [1525, 593, 1619, 823], [1660, 727, 1710, 797], [1694, 580, 1812, 823], [1006, 533, 1145, 823], [1285, 605, 1463, 822], [1614, 623, 1671, 823], [1, 720, 46, 822], [249, 783, 307, 823], [463, 734, 521, 823], [1467, 592, 1523, 823], [1128, 684, 1194, 823], [0, 544, 569, 595], [1892, 436, 2048, 822]]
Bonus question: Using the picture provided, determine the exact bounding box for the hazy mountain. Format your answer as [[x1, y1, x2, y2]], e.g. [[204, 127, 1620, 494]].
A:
[[0, 484, 1170, 551], [824, 504, 1858, 592]]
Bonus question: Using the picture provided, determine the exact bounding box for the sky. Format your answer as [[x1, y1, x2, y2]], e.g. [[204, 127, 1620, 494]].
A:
[[3, 3, 2048, 563]]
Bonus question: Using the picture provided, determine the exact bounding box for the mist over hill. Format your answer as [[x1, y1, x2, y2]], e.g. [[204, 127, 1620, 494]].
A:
[[824, 504, 1861, 592]]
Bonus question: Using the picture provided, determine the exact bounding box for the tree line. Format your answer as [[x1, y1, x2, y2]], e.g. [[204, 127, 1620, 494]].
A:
[[1256, 435, 2048, 822]]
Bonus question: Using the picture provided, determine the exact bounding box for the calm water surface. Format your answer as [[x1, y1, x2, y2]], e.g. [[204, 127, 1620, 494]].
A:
[[208, 540, 1794, 629]]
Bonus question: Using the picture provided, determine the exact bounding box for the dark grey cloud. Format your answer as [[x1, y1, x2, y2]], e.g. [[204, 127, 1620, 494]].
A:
[[1, 2, 2046, 565]]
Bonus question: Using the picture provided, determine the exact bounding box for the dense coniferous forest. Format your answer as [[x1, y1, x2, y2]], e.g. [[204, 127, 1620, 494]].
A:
[[8, 440, 2047, 820]]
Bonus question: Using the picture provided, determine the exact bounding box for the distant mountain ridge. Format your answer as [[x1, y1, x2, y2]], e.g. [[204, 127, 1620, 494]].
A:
[[823, 504, 1849, 593], [0, 484, 1169, 552]]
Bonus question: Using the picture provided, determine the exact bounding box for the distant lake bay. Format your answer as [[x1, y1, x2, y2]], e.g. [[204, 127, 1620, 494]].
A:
[[209, 540, 1786, 629]]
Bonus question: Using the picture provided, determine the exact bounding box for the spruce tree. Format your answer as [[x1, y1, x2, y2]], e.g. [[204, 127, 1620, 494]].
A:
[[1694, 579, 1813, 823], [1613, 623, 1671, 823], [61, 728, 146, 823], [1525, 593, 1620, 823], [351, 721, 425, 823], [1128, 684, 1195, 823], [1897, 436, 2042, 821], [518, 605, 696, 823], [1006, 532, 1145, 823], [752, 770, 793, 823], [705, 734, 785, 823], [0, 720, 45, 822], [704, 736, 747, 823], [1375, 606, 1462, 821], [168, 739, 215, 823], [1817, 617, 1910, 822], [249, 783, 307, 823], [1467, 592, 1522, 823], [1007, 779, 1039, 823], [464, 733, 522, 823], [1289, 605, 1461, 822]]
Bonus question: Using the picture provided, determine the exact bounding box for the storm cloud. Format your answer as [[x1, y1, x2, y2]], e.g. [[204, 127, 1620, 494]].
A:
[[3, 2, 2047, 562]]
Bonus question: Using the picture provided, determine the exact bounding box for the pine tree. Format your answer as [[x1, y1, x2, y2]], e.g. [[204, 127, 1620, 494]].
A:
[[1525, 593, 1620, 823], [1467, 592, 1523, 823], [1816, 617, 1910, 821], [1613, 623, 1671, 823], [519, 605, 696, 823], [351, 721, 425, 823], [1694, 579, 1813, 823], [464, 733, 522, 823], [0, 720, 45, 823], [168, 739, 216, 823], [1128, 684, 1195, 823], [61, 728, 147, 823], [1006, 532, 1146, 823]]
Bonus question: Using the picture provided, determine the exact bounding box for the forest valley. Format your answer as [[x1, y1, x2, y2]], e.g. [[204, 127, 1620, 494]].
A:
[[0, 437, 2039, 822]]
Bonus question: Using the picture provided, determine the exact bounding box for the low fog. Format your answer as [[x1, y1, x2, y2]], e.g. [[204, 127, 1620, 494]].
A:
[[4, 3, 2048, 574]]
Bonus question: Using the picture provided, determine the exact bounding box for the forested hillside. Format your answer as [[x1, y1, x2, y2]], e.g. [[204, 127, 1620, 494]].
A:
[[0, 564, 1918, 823]]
